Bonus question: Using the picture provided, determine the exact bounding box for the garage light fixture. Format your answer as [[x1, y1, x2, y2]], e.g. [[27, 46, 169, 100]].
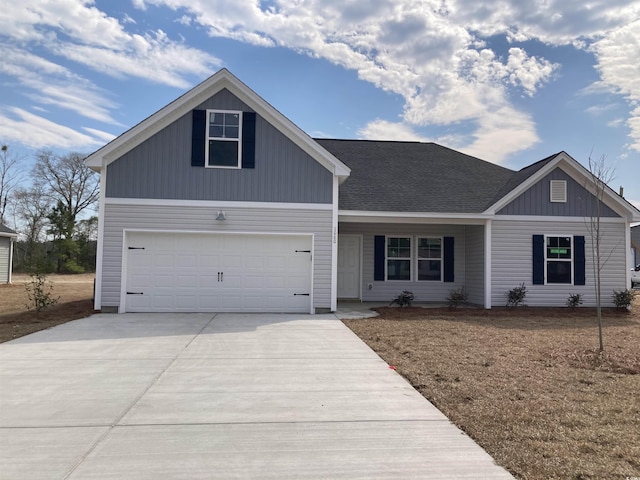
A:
[[215, 210, 226, 221]]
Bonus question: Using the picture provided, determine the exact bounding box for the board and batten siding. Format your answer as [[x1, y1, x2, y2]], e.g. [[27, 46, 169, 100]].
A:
[[101, 203, 333, 311], [464, 225, 485, 305], [105, 89, 333, 204], [0, 237, 10, 283], [338, 223, 466, 303], [497, 168, 619, 217], [491, 219, 627, 307]]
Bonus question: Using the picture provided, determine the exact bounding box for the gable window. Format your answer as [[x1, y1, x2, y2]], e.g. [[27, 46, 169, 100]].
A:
[[206, 110, 242, 168], [417, 237, 442, 281], [550, 180, 567, 203], [546, 235, 572, 284], [387, 237, 411, 281]]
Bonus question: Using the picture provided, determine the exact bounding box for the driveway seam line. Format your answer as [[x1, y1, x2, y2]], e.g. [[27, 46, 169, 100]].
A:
[[60, 314, 218, 480]]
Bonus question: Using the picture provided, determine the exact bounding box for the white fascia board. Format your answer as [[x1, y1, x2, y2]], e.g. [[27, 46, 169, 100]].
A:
[[493, 214, 626, 223], [0, 231, 18, 238], [85, 69, 350, 180], [485, 152, 640, 221], [339, 210, 491, 225], [104, 197, 333, 210]]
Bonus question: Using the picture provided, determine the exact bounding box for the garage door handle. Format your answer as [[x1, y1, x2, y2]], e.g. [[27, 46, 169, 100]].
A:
[[295, 250, 311, 253], [218, 272, 224, 282], [127, 292, 144, 295], [294, 293, 310, 296]]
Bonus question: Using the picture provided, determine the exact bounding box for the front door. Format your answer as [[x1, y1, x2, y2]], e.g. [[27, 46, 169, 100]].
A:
[[337, 235, 361, 299]]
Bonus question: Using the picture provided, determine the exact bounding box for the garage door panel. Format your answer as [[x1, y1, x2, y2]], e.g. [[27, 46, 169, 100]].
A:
[[125, 232, 312, 313]]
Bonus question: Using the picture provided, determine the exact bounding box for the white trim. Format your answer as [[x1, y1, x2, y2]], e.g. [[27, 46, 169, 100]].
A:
[[415, 236, 443, 282], [484, 219, 492, 309], [386, 235, 413, 281], [625, 223, 632, 289], [0, 232, 18, 238], [339, 211, 489, 224], [94, 169, 107, 310], [120, 229, 316, 314], [544, 234, 574, 285], [8, 236, 14, 284], [104, 197, 333, 210], [493, 215, 626, 223], [330, 176, 339, 311], [205, 109, 242, 169]]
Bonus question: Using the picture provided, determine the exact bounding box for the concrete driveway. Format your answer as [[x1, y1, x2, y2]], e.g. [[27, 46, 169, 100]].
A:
[[0, 313, 513, 479]]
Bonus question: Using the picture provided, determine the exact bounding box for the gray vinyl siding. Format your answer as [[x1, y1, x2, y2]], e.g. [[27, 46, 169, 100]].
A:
[[339, 223, 466, 303], [491, 219, 627, 307], [105, 88, 333, 204], [0, 237, 10, 283], [464, 225, 485, 305], [100, 203, 333, 310], [497, 168, 620, 217]]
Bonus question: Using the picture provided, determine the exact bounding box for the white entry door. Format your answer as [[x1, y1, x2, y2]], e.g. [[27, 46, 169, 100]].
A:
[[337, 235, 361, 299], [124, 231, 313, 313]]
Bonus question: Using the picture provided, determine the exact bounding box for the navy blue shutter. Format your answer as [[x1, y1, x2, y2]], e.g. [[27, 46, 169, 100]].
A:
[[241, 112, 256, 169], [443, 236, 454, 282], [533, 235, 545, 285], [191, 110, 206, 167], [374, 236, 385, 281], [574, 235, 586, 285]]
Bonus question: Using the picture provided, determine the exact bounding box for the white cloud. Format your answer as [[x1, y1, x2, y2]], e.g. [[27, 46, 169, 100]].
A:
[[0, 107, 105, 150], [358, 120, 428, 142], [82, 127, 117, 143], [2, 0, 221, 87]]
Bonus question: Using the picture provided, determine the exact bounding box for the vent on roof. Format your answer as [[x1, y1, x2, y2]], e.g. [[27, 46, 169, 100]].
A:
[[550, 180, 567, 203]]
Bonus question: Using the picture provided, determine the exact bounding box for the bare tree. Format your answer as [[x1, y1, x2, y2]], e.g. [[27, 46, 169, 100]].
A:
[[32, 151, 99, 235], [12, 184, 50, 244], [0, 145, 23, 224], [586, 154, 616, 352]]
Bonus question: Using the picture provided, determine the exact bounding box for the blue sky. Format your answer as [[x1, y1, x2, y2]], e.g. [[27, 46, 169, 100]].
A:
[[1, 0, 639, 211]]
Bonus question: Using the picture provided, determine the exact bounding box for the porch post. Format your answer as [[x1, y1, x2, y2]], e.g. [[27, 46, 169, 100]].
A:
[[330, 175, 339, 312], [484, 219, 492, 309]]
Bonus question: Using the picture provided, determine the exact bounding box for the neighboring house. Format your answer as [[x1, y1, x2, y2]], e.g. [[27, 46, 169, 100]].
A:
[[85, 69, 640, 313], [0, 223, 18, 284]]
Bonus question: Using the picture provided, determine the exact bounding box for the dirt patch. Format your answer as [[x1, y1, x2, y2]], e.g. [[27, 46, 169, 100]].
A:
[[344, 300, 640, 479], [0, 274, 97, 342]]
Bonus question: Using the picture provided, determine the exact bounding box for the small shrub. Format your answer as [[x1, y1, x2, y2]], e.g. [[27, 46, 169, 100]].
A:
[[566, 293, 583, 309], [25, 273, 59, 312], [390, 290, 414, 307], [611, 288, 636, 310], [506, 283, 527, 307], [447, 286, 468, 309]]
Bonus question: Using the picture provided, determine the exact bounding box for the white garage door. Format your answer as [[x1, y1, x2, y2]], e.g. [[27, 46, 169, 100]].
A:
[[124, 231, 312, 313]]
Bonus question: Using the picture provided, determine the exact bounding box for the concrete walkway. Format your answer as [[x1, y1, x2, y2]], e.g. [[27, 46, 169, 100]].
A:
[[0, 313, 513, 479]]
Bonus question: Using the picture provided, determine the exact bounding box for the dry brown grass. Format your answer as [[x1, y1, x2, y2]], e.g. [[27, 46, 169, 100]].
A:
[[344, 300, 640, 480], [0, 273, 96, 342]]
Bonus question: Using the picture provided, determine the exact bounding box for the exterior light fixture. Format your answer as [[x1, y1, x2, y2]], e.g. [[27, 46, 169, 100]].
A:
[[215, 210, 226, 221]]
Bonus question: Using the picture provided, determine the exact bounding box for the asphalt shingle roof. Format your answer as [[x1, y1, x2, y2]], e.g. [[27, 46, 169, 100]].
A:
[[316, 139, 518, 213], [0, 223, 17, 235]]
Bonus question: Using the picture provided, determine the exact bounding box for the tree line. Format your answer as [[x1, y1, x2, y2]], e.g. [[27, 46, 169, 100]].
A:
[[1, 146, 99, 273]]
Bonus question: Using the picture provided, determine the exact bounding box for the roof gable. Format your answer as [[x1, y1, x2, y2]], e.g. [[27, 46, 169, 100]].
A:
[[486, 151, 640, 221], [85, 69, 350, 178]]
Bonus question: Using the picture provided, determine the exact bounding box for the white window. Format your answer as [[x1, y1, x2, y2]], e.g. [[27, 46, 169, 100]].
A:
[[550, 180, 567, 203], [546, 235, 572, 284], [417, 237, 442, 281], [206, 110, 242, 168], [386, 237, 411, 281]]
